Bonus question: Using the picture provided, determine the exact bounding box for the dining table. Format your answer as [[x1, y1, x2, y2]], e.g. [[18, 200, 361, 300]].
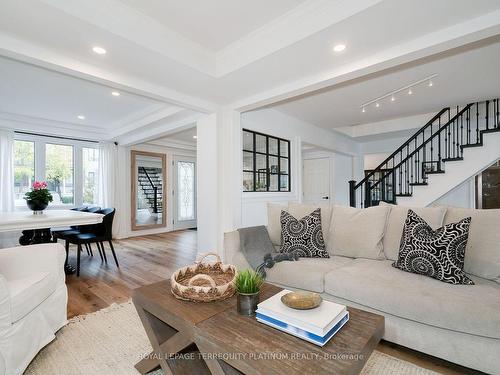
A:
[[0, 209, 104, 274]]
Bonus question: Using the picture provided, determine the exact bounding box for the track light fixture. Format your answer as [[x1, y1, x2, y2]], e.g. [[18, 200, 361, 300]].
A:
[[359, 74, 437, 112]]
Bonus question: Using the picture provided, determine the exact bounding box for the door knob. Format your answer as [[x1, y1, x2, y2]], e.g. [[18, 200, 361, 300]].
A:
[[322, 196, 329, 200]]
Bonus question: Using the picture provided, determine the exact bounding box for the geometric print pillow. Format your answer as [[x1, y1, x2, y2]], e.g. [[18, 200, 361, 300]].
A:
[[280, 208, 329, 258], [393, 209, 474, 285]]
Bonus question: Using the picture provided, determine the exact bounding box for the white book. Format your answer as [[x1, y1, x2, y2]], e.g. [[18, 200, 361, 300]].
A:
[[256, 290, 346, 334], [257, 305, 347, 336], [256, 311, 349, 347]]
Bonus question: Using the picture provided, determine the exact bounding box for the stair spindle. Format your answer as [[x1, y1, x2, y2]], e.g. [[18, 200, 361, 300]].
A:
[[476, 102, 480, 144], [486, 100, 490, 130]]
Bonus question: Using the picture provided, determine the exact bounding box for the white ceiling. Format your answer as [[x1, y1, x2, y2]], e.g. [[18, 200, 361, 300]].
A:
[[0, 0, 499, 143], [270, 38, 500, 129], [117, 0, 305, 50], [0, 56, 167, 129]]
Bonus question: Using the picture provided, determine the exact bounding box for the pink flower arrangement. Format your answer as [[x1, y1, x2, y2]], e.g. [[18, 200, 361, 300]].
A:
[[24, 181, 53, 204], [32, 181, 48, 190]]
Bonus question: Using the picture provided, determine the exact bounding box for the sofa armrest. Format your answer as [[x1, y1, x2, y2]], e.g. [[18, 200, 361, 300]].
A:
[[0, 275, 10, 331], [224, 231, 240, 264], [223, 231, 252, 270], [0, 243, 66, 284]]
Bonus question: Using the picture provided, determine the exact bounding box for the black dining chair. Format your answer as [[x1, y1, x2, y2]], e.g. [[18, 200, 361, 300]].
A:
[[51, 206, 88, 241], [63, 208, 118, 276], [52, 206, 101, 257]]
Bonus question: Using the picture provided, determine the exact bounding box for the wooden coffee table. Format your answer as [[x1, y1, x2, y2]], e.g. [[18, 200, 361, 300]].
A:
[[133, 281, 384, 375]]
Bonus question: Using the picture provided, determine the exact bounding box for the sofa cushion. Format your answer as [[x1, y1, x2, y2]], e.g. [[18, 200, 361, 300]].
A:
[[393, 210, 473, 285], [266, 256, 354, 293], [444, 207, 500, 283], [7, 272, 56, 323], [327, 205, 390, 259], [280, 209, 329, 258], [324, 259, 500, 338], [379, 202, 446, 260], [288, 202, 333, 243], [267, 203, 288, 246]]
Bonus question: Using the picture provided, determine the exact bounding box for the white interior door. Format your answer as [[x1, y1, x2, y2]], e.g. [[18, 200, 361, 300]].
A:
[[302, 157, 331, 204], [173, 156, 197, 230]]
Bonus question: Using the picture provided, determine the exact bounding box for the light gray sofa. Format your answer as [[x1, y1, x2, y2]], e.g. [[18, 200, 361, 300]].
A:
[[224, 202, 500, 375]]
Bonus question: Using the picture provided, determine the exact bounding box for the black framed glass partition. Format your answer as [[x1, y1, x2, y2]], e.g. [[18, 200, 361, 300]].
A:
[[242, 129, 291, 192]]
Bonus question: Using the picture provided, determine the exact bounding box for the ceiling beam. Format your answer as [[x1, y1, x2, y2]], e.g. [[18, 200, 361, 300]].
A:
[[0, 32, 217, 114], [115, 111, 204, 146], [232, 10, 500, 112]]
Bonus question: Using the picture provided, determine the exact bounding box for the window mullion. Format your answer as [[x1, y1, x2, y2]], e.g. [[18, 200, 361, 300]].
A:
[[74, 145, 83, 207], [35, 140, 45, 182]]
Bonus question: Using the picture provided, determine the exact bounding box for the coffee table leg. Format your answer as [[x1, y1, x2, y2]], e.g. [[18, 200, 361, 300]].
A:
[[134, 304, 193, 375], [197, 340, 226, 375]]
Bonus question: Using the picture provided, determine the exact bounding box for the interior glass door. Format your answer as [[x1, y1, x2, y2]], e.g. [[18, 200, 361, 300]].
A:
[[174, 157, 197, 230], [476, 161, 500, 209]]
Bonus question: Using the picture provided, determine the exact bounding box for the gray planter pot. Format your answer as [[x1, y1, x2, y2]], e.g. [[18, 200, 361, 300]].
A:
[[237, 292, 260, 316]]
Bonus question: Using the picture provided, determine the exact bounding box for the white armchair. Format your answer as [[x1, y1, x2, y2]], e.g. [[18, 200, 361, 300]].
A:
[[0, 243, 67, 375]]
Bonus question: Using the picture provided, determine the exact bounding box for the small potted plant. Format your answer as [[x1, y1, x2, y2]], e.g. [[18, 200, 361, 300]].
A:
[[234, 269, 264, 316], [24, 181, 53, 214]]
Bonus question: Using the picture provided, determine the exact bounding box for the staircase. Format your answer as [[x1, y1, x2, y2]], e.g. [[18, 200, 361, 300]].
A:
[[349, 99, 500, 208], [138, 167, 163, 213]]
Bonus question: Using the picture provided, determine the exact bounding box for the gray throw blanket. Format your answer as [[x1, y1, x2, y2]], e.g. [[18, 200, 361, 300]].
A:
[[238, 225, 299, 278]]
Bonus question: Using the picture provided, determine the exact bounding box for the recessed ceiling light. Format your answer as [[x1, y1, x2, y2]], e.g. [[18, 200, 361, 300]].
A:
[[193, 135, 198, 139], [92, 46, 106, 55], [77, 115, 85, 120], [333, 44, 346, 52], [111, 91, 120, 96]]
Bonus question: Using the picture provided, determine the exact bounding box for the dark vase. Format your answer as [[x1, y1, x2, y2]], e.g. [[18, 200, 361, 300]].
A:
[[26, 200, 48, 214], [237, 292, 260, 316]]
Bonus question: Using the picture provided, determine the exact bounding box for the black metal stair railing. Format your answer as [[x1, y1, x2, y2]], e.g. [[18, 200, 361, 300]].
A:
[[139, 167, 162, 213], [349, 99, 500, 208]]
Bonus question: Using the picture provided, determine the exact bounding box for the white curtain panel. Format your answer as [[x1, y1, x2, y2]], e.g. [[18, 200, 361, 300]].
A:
[[98, 142, 117, 208], [0, 129, 14, 212]]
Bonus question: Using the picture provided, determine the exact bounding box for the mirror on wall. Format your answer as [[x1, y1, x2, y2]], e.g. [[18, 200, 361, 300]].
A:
[[131, 150, 166, 231]]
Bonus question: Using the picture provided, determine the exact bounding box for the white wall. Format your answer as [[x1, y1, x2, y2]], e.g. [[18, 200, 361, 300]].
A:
[[240, 109, 361, 227], [433, 179, 475, 208]]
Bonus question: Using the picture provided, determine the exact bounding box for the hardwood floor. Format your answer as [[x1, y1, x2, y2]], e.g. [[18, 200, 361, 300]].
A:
[[65, 230, 475, 375], [65, 230, 197, 319]]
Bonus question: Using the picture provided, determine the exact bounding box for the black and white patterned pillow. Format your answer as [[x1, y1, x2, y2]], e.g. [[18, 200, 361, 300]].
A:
[[393, 209, 473, 285], [280, 208, 329, 258]]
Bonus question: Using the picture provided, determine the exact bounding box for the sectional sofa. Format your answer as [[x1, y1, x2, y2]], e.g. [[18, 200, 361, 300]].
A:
[[224, 202, 500, 374]]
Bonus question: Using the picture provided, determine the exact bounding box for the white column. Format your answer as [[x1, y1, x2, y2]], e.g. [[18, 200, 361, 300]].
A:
[[196, 109, 242, 256], [196, 113, 219, 254]]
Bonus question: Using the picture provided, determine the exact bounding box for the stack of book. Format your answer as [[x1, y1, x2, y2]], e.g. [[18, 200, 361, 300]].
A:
[[256, 290, 349, 347]]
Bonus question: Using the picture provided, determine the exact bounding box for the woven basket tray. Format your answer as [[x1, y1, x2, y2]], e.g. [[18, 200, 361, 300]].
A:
[[170, 252, 237, 302]]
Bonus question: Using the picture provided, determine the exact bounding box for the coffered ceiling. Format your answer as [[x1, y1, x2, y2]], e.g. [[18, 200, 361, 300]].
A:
[[0, 0, 499, 141]]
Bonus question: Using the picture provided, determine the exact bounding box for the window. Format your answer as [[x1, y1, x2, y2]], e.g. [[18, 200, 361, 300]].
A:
[[45, 144, 74, 204], [13, 134, 99, 207], [242, 129, 290, 192], [83, 147, 100, 205], [13, 140, 35, 205]]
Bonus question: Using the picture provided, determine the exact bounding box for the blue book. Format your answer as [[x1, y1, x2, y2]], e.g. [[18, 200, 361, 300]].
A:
[[256, 310, 349, 346]]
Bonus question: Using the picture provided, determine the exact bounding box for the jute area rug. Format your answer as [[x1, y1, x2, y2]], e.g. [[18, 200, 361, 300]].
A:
[[25, 301, 438, 375]]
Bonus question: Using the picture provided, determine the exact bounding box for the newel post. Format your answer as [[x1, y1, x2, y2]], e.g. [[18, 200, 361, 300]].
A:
[[349, 180, 356, 207]]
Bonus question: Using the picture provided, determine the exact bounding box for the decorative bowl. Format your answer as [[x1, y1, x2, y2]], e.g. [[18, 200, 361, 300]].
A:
[[281, 291, 322, 310]]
